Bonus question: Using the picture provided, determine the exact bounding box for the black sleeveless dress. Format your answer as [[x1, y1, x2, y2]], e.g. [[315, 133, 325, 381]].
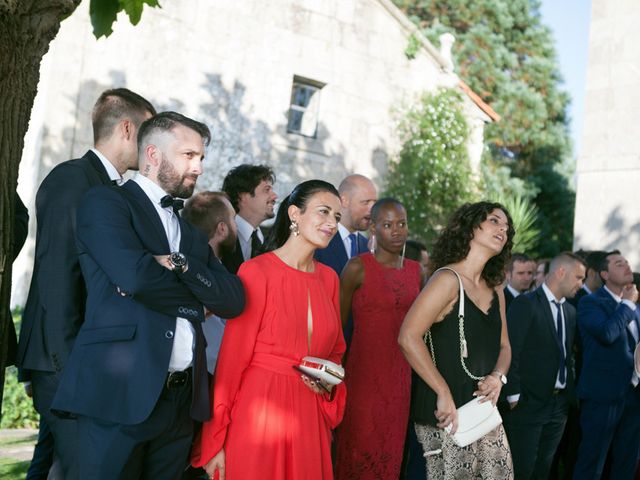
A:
[[410, 289, 501, 426]]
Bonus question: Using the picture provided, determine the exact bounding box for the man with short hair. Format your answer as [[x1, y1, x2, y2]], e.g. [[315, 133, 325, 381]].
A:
[[504, 253, 534, 311], [567, 250, 607, 308], [504, 253, 586, 479], [220, 164, 277, 273], [573, 250, 640, 479], [52, 112, 245, 479], [315, 174, 377, 276], [17, 88, 156, 479], [182, 191, 238, 373]]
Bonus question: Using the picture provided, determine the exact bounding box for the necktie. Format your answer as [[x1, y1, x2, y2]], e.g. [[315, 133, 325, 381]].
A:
[[190, 321, 210, 422], [111, 180, 119, 186], [251, 229, 262, 258], [348, 233, 358, 258], [551, 300, 566, 384], [160, 195, 184, 215]]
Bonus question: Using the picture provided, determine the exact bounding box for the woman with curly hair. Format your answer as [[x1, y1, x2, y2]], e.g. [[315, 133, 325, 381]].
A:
[[399, 201, 515, 479]]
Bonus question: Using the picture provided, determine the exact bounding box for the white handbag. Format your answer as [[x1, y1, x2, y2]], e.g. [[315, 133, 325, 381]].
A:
[[425, 267, 502, 448], [297, 356, 345, 386]]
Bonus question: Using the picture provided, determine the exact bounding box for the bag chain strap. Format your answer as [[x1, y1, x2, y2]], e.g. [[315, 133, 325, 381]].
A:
[[424, 267, 485, 381]]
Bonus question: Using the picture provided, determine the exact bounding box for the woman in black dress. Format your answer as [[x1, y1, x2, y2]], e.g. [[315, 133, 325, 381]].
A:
[[398, 201, 515, 479]]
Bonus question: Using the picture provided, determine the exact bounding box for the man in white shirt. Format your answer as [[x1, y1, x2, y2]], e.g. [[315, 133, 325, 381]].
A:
[[51, 112, 245, 479], [504, 253, 534, 311], [504, 253, 586, 479], [315, 174, 378, 276], [220, 164, 277, 273], [182, 191, 238, 373], [17, 88, 156, 479]]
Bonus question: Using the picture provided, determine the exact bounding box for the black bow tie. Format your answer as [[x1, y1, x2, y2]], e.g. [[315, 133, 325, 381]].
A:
[[160, 195, 184, 214]]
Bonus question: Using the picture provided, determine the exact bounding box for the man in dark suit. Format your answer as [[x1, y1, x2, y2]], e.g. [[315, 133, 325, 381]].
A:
[[503, 252, 534, 312], [52, 112, 245, 479], [573, 250, 640, 479], [219, 164, 277, 273], [17, 88, 156, 478], [504, 252, 586, 479], [314, 174, 376, 276], [567, 250, 606, 308]]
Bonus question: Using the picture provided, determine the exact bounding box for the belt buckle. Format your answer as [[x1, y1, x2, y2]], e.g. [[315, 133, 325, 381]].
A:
[[166, 370, 188, 389]]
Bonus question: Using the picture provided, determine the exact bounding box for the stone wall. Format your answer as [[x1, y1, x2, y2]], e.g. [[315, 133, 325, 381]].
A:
[[574, 0, 640, 268], [12, 0, 491, 305]]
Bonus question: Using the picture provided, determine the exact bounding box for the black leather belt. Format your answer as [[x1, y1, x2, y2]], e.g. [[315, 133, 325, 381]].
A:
[[166, 370, 190, 389]]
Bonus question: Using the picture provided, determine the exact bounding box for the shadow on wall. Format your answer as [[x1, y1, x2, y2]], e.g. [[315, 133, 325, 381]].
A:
[[574, 204, 640, 265], [196, 72, 356, 196]]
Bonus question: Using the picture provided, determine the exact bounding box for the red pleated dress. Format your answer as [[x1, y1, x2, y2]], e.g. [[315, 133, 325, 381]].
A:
[[192, 252, 346, 479]]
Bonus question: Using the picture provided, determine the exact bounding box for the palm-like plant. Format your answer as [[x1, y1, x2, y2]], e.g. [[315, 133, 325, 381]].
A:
[[492, 193, 541, 254]]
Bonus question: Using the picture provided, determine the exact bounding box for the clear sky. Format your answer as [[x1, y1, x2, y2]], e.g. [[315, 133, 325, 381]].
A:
[[539, 0, 592, 159]]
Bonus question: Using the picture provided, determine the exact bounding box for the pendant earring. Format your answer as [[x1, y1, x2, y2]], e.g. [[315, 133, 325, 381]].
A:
[[399, 242, 406, 268], [370, 234, 376, 254], [289, 220, 300, 236]]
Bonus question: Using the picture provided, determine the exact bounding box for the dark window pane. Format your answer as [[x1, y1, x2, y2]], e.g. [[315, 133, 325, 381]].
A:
[[287, 109, 304, 133]]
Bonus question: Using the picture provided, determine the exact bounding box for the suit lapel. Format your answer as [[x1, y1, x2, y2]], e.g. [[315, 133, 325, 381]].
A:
[[331, 234, 348, 265], [536, 288, 563, 352], [122, 181, 171, 252], [178, 215, 193, 253], [85, 150, 113, 185]]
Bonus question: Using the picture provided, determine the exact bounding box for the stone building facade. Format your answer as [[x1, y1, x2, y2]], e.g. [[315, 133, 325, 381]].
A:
[[12, 0, 496, 304], [573, 0, 640, 268]]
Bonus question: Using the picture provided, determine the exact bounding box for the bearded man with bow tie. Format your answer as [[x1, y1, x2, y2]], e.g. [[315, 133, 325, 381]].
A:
[[52, 112, 245, 480]]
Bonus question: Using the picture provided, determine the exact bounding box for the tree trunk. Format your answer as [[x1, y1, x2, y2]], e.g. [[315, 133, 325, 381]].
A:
[[0, 0, 80, 412]]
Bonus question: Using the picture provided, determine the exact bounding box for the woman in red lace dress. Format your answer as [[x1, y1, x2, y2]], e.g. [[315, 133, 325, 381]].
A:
[[191, 180, 347, 480], [335, 198, 422, 479]]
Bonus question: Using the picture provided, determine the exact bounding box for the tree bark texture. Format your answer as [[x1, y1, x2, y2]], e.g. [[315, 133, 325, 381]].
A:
[[0, 0, 80, 411]]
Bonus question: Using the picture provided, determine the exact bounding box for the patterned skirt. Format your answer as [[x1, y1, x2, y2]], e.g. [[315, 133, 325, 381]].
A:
[[414, 423, 514, 479]]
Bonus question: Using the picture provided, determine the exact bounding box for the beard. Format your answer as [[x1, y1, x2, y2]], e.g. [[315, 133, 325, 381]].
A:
[[221, 226, 238, 250], [158, 156, 197, 198]]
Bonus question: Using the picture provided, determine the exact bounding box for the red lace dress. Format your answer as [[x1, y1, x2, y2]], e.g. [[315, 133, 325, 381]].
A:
[[335, 253, 421, 479]]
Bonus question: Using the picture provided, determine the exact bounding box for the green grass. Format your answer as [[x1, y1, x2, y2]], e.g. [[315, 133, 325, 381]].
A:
[[0, 457, 30, 479]]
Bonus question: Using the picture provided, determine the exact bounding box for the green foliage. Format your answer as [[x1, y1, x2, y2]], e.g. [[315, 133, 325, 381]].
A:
[[394, 0, 575, 255], [405, 34, 421, 60], [491, 193, 540, 253], [90, 0, 161, 38], [1, 309, 38, 430], [386, 89, 474, 245], [1, 367, 38, 429]]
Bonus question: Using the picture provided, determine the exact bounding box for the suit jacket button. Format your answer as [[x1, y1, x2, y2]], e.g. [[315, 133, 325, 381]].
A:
[[165, 331, 174, 339]]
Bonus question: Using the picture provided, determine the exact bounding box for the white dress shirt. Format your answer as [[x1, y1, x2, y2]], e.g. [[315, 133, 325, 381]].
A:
[[91, 148, 123, 185], [337, 223, 364, 259], [507, 283, 567, 404], [235, 214, 264, 261], [132, 174, 194, 372], [540, 283, 568, 389], [506, 284, 521, 299]]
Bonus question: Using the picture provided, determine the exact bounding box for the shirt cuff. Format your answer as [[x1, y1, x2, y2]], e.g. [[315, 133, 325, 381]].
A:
[[506, 394, 520, 403], [622, 299, 637, 311]]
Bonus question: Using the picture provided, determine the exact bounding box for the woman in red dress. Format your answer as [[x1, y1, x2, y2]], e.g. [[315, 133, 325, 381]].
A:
[[191, 180, 347, 480], [335, 198, 423, 479]]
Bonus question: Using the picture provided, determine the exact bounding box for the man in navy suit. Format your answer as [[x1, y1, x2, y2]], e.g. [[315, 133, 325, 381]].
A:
[[17, 88, 156, 479], [219, 164, 277, 273], [52, 112, 245, 479], [504, 252, 586, 479], [573, 250, 640, 479], [315, 174, 377, 276], [503, 253, 534, 312]]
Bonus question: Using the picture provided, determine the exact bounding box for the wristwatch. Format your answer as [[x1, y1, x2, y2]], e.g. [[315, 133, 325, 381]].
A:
[[169, 252, 187, 273], [491, 370, 507, 385]]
